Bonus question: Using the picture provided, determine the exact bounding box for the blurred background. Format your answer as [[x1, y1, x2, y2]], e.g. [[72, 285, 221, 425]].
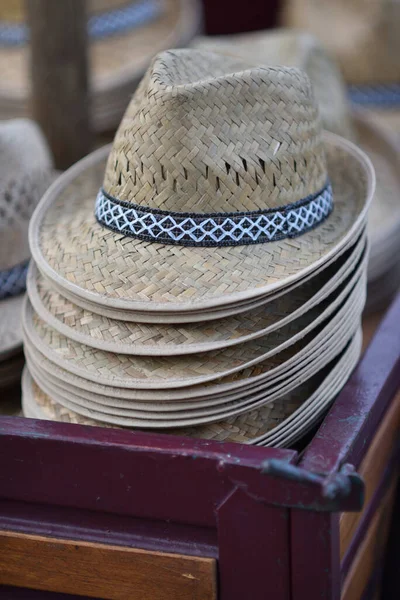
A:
[[0, 2, 399, 597], [1, 0, 398, 168]]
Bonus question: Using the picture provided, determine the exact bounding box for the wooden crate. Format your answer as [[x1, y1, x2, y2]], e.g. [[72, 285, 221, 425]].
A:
[[0, 294, 399, 600]]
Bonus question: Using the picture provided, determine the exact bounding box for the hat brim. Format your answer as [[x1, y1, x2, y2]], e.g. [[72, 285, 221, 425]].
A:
[[22, 270, 365, 390], [22, 285, 362, 401], [30, 131, 374, 313], [0, 0, 201, 131], [37, 227, 365, 324], [24, 284, 362, 424], [22, 330, 361, 445], [353, 113, 400, 280], [27, 233, 367, 355]]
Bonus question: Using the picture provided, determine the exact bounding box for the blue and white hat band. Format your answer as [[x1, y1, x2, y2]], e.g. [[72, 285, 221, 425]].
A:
[[95, 182, 334, 247]]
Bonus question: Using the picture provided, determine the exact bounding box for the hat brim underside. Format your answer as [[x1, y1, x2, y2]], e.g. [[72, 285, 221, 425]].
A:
[[31, 131, 373, 313], [22, 330, 361, 445], [0, 0, 200, 97]]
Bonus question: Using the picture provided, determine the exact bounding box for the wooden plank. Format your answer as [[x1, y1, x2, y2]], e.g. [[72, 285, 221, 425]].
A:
[[341, 478, 397, 600], [0, 530, 216, 600], [0, 416, 296, 527], [291, 511, 341, 600], [26, 0, 92, 169], [340, 391, 400, 558], [217, 488, 291, 600]]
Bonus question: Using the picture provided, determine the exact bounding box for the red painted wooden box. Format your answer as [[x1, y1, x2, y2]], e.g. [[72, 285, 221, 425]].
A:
[[0, 293, 399, 600]]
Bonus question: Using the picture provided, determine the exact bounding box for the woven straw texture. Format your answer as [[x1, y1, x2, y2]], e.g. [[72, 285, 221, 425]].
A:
[[193, 31, 400, 286], [23, 270, 365, 391], [0, 119, 55, 360], [193, 30, 355, 140], [22, 272, 364, 405], [25, 305, 357, 416], [22, 329, 361, 445], [27, 233, 366, 355], [281, 0, 400, 85], [23, 277, 364, 405], [30, 52, 374, 313], [0, 119, 53, 270], [24, 285, 362, 426], [37, 224, 366, 325], [104, 51, 326, 212]]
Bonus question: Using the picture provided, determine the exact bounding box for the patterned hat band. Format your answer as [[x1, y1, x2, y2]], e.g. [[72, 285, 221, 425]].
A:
[[95, 181, 333, 247], [348, 83, 400, 108], [0, 0, 160, 46], [0, 259, 29, 300]]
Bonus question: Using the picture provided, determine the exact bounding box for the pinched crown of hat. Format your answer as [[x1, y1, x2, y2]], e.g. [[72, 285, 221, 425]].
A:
[[96, 49, 332, 247], [194, 30, 356, 140]]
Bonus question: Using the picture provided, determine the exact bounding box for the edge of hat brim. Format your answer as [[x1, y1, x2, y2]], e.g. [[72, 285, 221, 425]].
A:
[[21, 330, 361, 442], [353, 111, 400, 247], [21, 272, 366, 390], [27, 234, 368, 356], [30, 131, 375, 313]]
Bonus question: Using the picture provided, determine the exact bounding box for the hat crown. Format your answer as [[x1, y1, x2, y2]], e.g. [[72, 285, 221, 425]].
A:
[[103, 49, 328, 214], [194, 31, 356, 140], [0, 119, 52, 228]]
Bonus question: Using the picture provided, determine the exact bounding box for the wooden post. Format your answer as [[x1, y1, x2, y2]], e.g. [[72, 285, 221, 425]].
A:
[[26, 0, 92, 169]]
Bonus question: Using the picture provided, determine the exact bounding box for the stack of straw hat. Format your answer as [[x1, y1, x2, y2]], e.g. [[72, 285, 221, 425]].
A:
[[22, 50, 374, 447], [281, 0, 400, 135], [0, 118, 54, 408], [193, 30, 400, 311], [0, 0, 201, 132]]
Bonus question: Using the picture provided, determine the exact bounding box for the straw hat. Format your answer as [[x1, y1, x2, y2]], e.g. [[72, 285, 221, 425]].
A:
[[22, 260, 366, 404], [0, 0, 201, 132], [22, 49, 373, 445], [281, 0, 400, 133], [22, 257, 366, 438], [22, 268, 365, 391], [26, 231, 366, 355], [22, 328, 362, 446], [193, 30, 400, 303], [29, 49, 374, 314], [0, 118, 54, 388]]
